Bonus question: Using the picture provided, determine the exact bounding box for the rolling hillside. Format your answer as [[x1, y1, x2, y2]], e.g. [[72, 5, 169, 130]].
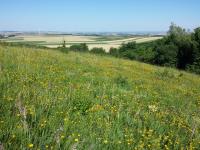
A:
[[0, 44, 200, 149]]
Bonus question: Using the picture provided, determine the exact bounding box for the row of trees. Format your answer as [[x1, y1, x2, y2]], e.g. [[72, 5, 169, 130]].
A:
[[59, 42, 107, 54], [59, 24, 200, 74], [108, 24, 200, 74], [153, 24, 200, 74]]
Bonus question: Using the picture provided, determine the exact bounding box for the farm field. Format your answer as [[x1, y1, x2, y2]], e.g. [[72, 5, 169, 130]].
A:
[[0, 44, 200, 149], [2, 35, 162, 51]]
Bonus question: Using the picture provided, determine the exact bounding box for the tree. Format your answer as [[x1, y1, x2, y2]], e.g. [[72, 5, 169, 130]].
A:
[[167, 23, 188, 44], [90, 47, 106, 55], [187, 27, 200, 73], [164, 23, 197, 69], [70, 43, 89, 52], [62, 40, 66, 48], [109, 47, 119, 57], [119, 42, 136, 52], [192, 27, 200, 45], [118, 42, 137, 59], [57, 40, 69, 53], [176, 38, 197, 69], [154, 44, 178, 67]]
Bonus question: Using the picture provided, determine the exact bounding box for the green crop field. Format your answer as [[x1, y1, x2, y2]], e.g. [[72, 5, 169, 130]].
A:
[[0, 44, 200, 149]]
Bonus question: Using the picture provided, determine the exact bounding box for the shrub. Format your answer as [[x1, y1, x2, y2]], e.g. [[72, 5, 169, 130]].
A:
[[154, 44, 178, 67], [186, 60, 200, 74], [57, 40, 69, 53], [70, 43, 88, 52], [119, 42, 136, 51], [109, 47, 119, 57], [57, 47, 69, 54], [90, 47, 106, 55]]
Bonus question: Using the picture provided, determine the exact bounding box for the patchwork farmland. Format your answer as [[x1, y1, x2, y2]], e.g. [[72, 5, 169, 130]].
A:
[[2, 34, 162, 51]]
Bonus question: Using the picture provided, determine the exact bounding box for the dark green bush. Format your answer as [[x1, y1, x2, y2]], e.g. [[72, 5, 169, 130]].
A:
[[109, 47, 119, 57], [154, 44, 178, 67], [70, 43, 88, 52], [57, 47, 69, 54], [90, 47, 106, 55]]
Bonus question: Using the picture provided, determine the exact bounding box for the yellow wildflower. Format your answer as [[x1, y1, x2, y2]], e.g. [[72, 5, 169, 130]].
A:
[[104, 140, 108, 144], [148, 105, 158, 112], [74, 138, 79, 142], [61, 135, 65, 139], [28, 144, 33, 148]]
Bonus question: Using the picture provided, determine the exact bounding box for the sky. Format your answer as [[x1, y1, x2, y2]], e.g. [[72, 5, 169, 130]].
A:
[[0, 0, 200, 32]]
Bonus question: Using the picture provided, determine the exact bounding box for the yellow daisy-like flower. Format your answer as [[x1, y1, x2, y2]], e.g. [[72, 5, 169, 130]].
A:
[[61, 135, 65, 139], [148, 105, 158, 112], [74, 138, 79, 142], [118, 141, 122, 144], [103, 140, 108, 144], [28, 143, 33, 148]]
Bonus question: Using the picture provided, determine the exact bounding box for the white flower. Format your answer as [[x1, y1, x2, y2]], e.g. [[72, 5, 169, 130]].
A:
[[148, 105, 158, 112]]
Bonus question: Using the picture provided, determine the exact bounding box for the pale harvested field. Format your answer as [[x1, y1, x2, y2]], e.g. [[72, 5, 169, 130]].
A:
[[44, 36, 162, 52], [135, 37, 162, 43], [4, 35, 163, 51], [16, 35, 96, 42]]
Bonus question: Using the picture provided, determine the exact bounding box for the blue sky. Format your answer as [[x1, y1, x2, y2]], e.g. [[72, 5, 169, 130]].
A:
[[0, 0, 200, 32]]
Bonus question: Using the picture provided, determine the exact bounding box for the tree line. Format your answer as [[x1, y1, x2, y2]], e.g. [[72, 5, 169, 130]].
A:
[[66, 23, 200, 74], [108, 24, 200, 74]]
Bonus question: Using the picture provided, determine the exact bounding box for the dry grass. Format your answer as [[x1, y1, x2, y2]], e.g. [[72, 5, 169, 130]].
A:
[[17, 35, 96, 42]]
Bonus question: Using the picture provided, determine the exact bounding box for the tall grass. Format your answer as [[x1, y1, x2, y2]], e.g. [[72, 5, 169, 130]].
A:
[[0, 44, 200, 149]]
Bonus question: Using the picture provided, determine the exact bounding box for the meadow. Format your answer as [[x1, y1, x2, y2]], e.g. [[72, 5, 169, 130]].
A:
[[2, 35, 162, 51], [0, 43, 200, 149]]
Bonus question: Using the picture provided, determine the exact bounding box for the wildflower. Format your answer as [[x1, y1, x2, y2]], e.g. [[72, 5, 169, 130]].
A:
[[74, 138, 79, 142], [28, 144, 33, 148], [61, 135, 65, 139], [148, 105, 158, 112], [164, 144, 169, 150], [89, 104, 103, 112], [103, 140, 108, 144]]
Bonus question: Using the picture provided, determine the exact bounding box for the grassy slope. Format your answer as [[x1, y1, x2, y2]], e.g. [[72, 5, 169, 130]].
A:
[[0, 45, 200, 149]]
